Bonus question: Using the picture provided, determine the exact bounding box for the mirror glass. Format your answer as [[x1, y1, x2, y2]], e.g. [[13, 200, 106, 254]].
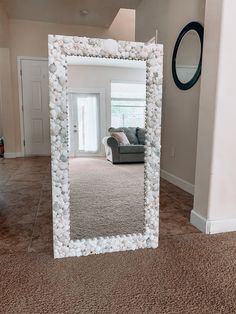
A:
[[176, 30, 201, 84], [67, 56, 146, 240]]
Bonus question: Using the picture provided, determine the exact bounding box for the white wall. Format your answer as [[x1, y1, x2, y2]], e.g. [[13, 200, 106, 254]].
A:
[[192, 0, 236, 234], [5, 9, 135, 154], [136, 0, 205, 189], [68, 64, 145, 136], [192, 0, 222, 220]]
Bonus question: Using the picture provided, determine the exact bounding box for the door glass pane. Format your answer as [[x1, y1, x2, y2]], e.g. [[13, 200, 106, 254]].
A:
[[77, 94, 99, 153]]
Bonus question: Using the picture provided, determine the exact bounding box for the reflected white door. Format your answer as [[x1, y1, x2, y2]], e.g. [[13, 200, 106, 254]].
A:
[[69, 93, 100, 156], [21, 59, 50, 156]]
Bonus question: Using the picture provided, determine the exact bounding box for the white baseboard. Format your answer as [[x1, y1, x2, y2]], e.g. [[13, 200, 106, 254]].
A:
[[207, 218, 236, 234], [4, 152, 24, 158], [161, 169, 194, 195], [191, 209, 236, 234], [190, 210, 207, 233]]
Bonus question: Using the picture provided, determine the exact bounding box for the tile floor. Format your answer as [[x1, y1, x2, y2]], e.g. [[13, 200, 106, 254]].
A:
[[0, 157, 199, 255]]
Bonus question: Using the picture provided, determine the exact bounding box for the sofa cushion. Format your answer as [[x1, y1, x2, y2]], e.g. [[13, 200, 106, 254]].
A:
[[119, 145, 144, 154], [110, 131, 130, 145], [137, 128, 146, 145], [109, 127, 139, 144]]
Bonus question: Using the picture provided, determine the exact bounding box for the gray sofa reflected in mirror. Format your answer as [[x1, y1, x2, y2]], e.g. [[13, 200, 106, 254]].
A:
[[103, 127, 145, 164]]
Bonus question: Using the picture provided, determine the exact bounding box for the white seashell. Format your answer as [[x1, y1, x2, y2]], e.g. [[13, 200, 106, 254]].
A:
[[49, 63, 57, 73]]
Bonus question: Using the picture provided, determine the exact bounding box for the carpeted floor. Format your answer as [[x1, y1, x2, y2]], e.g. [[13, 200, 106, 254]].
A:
[[69, 158, 145, 239], [3, 158, 236, 313], [0, 157, 199, 255], [1, 232, 236, 314]]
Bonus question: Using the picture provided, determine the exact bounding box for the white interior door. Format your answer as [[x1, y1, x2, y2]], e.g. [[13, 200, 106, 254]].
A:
[[69, 92, 104, 157], [21, 59, 50, 156]]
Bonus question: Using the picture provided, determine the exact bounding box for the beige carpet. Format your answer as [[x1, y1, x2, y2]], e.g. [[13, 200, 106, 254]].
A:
[[69, 158, 145, 239], [1, 233, 236, 314]]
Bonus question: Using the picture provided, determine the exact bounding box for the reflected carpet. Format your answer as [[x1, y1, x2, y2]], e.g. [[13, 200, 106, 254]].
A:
[[69, 158, 145, 239]]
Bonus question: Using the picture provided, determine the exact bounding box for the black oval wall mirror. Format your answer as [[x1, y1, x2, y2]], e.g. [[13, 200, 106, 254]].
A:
[[172, 22, 204, 90]]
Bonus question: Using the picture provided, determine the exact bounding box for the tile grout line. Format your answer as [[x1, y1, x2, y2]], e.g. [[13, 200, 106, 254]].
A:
[[2, 159, 16, 186], [27, 170, 48, 253]]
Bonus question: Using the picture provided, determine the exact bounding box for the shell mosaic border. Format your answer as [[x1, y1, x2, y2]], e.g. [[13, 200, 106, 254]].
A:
[[48, 35, 163, 258]]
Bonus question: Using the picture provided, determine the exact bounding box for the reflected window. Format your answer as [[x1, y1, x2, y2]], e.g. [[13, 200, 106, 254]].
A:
[[111, 81, 146, 128]]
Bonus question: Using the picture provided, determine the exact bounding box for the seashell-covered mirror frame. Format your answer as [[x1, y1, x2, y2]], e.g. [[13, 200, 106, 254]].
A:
[[48, 35, 163, 258]]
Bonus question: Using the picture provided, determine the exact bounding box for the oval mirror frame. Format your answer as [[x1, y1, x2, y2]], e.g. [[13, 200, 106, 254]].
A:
[[172, 22, 204, 90]]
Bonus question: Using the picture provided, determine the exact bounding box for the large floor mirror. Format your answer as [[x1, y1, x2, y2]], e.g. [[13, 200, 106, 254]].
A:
[[68, 57, 146, 240], [49, 36, 163, 258]]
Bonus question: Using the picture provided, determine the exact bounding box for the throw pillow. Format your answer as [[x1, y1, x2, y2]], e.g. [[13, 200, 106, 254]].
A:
[[122, 127, 139, 144], [137, 128, 146, 145], [108, 127, 139, 144], [111, 131, 130, 145]]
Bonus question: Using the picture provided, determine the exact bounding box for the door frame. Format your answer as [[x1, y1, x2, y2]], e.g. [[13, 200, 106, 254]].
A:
[[68, 87, 106, 157], [17, 56, 48, 156]]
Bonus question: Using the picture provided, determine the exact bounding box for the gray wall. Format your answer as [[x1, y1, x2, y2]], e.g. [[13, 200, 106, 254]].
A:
[[136, 0, 205, 186]]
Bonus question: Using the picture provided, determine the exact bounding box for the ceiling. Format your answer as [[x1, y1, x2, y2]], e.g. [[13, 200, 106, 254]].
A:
[[2, 0, 141, 27]]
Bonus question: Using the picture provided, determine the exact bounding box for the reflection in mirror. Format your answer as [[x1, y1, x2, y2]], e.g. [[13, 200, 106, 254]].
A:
[[67, 57, 146, 240], [176, 30, 201, 84]]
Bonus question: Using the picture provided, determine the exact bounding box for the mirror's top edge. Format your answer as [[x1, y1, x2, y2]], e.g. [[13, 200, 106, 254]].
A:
[[48, 34, 164, 51]]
